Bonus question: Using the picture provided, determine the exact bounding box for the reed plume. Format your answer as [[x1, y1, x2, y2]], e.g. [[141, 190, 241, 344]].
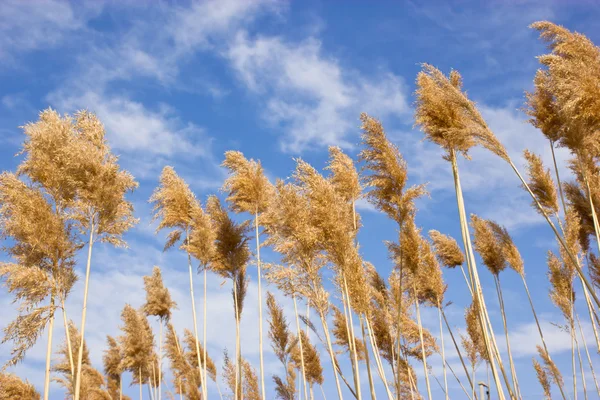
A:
[[207, 195, 250, 400], [522, 150, 560, 216], [150, 166, 210, 399], [143, 266, 177, 400], [266, 292, 297, 400], [119, 304, 156, 398], [53, 321, 111, 399], [223, 354, 260, 400], [222, 150, 274, 400], [0, 372, 41, 400], [0, 170, 77, 400], [292, 330, 324, 397], [429, 230, 465, 269], [103, 335, 129, 400], [533, 358, 552, 400]]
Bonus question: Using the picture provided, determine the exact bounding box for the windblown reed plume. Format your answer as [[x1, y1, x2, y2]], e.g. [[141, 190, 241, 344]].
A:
[[0, 170, 77, 400], [119, 305, 156, 398], [429, 230, 465, 269], [223, 354, 260, 400], [143, 266, 177, 400], [150, 166, 209, 399], [207, 195, 250, 400], [103, 336, 128, 400], [53, 321, 111, 399], [0, 372, 40, 400], [523, 150, 560, 216], [533, 358, 552, 400], [292, 330, 324, 397], [266, 292, 296, 400], [222, 150, 274, 400]]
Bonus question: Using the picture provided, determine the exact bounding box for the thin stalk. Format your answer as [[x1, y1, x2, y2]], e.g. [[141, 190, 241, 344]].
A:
[[446, 359, 474, 400], [360, 316, 377, 400], [318, 310, 344, 399], [493, 275, 521, 399], [413, 283, 432, 400], [342, 275, 363, 400], [147, 382, 154, 400], [139, 366, 143, 400], [159, 322, 163, 400], [441, 308, 474, 392], [581, 270, 600, 352], [508, 159, 600, 309], [74, 219, 95, 400], [120, 373, 123, 400], [450, 150, 507, 400], [321, 385, 327, 400], [151, 360, 157, 400], [437, 304, 449, 400], [550, 141, 568, 216], [186, 242, 207, 400], [578, 154, 600, 259], [576, 314, 600, 396], [254, 212, 267, 400], [293, 294, 309, 400], [364, 316, 394, 400], [203, 268, 208, 395], [571, 305, 577, 400], [61, 300, 75, 378], [43, 299, 55, 400], [521, 276, 568, 400], [574, 327, 587, 400], [460, 265, 473, 295], [233, 278, 241, 400]]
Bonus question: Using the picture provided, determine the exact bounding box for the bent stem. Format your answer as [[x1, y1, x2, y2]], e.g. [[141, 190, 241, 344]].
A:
[[43, 298, 55, 400], [450, 150, 507, 400], [360, 316, 377, 400], [441, 308, 474, 393], [255, 212, 267, 400], [521, 276, 568, 400], [293, 294, 309, 400], [74, 220, 95, 400], [576, 313, 600, 396], [437, 303, 449, 400], [494, 275, 521, 399], [413, 282, 432, 400], [318, 310, 344, 399]]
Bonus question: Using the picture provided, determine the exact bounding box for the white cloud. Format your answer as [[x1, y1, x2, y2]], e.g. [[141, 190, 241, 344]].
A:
[[0, 0, 98, 63], [226, 33, 410, 153]]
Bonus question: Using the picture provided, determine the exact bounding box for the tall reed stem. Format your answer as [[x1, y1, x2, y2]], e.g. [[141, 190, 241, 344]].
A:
[[450, 150, 507, 400], [441, 308, 474, 393], [413, 282, 432, 400], [159, 322, 163, 400], [342, 275, 363, 400], [493, 275, 521, 399], [203, 268, 208, 395], [233, 279, 242, 400], [254, 212, 267, 400], [318, 310, 344, 399], [576, 313, 600, 396], [508, 159, 600, 309], [74, 220, 95, 400], [574, 327, 587, 400], [293, 294, 309, 400], [437, 304, 449, 400], [360, 316, 377, 400], [185, 230, 207, 400], [43, 298, 55, 400], [520, 276, 568, 400], [364, 316, 394, 399], [62, 300, 74, 377]]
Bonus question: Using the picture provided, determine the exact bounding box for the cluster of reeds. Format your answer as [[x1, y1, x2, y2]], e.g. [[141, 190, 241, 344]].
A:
[[1, 19, 600, 400]]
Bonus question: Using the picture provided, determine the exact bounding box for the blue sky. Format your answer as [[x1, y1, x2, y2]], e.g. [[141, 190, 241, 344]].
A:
[[1, 0, 600, 398]]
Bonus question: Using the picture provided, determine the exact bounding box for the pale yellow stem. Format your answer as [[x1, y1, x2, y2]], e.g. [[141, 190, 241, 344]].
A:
[[342, 275, 362, 400], [413, 283, 432, 400], [61, 300, 74, 377], [293, 294, 309, 400], [576, 313, 600, 396], [74, 221, 95, 400], [43, 300, 55, 400], [437, 305, 449, 400], [318, 311, 344, 399], [364, 316, 394, 400], [255, 212, 267, 400]]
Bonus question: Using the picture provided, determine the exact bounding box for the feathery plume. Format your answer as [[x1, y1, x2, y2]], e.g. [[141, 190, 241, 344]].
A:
[[523, 150, 560, 216], [531, 21, 600, 147], [537, 345, 564, 388], [142, 266, 177, 321], [533, 358, 552, 400], [429, 230, 465, 269], [547, 251, 574, 320], [414, 64, 508, 160], [0, 372, 40, 400], [524, 70, 564, 143], [359, 113, 427, 224], [103, 336, 124, 399], [471, 215, 506, 275], [465, 300, 489, 362], [118, 305, 155, 386]]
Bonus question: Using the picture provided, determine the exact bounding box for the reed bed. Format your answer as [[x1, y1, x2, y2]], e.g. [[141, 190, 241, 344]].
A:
[[1, 20, 600, 400]]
